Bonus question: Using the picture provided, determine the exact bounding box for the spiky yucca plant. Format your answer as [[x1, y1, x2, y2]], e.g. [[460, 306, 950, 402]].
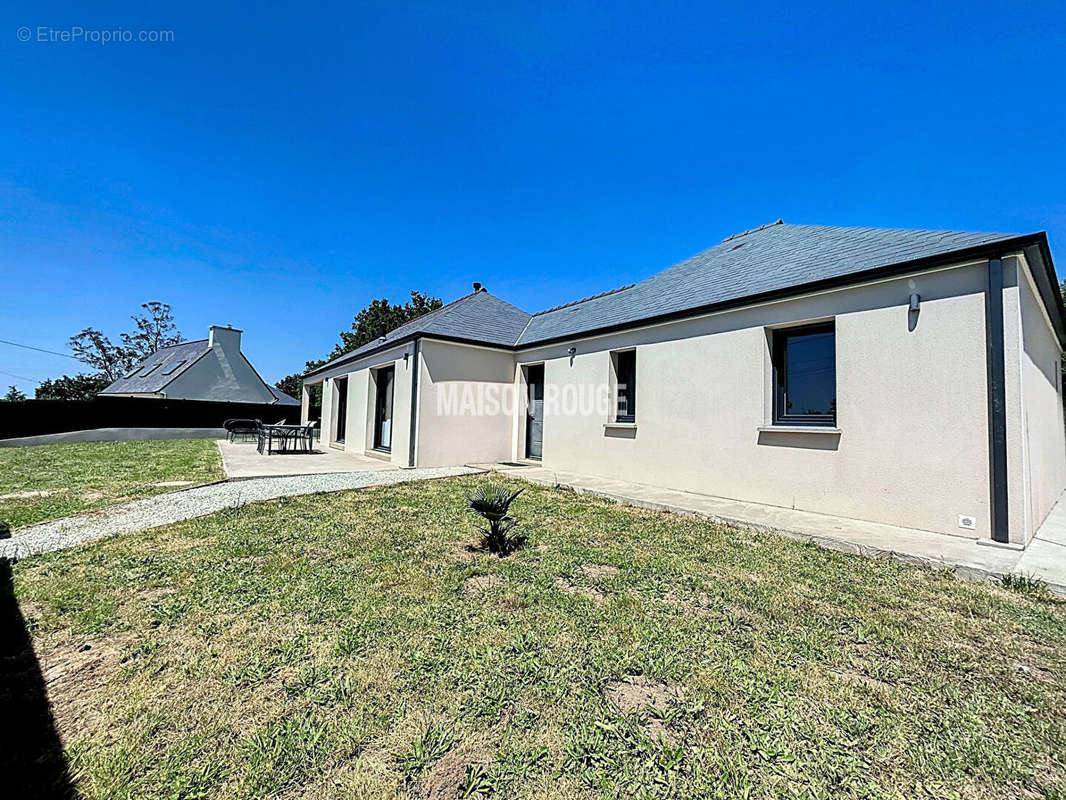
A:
[[466, 483, 526, 555]]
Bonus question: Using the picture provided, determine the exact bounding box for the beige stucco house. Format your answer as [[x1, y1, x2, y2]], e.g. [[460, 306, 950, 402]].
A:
[[302, 222, 1066, 549]]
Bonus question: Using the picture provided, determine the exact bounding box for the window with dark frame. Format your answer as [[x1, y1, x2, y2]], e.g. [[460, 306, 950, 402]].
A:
[[613, 349, 636, 423], [772, 322, 836, 427]]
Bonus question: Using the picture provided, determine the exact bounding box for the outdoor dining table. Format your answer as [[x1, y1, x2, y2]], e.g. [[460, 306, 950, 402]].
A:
[[256, 423, 314, 455]]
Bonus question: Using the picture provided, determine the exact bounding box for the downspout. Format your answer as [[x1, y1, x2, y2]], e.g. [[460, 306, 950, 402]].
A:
[[407, 338, 420, 468], [986, 257, 1010, 544]]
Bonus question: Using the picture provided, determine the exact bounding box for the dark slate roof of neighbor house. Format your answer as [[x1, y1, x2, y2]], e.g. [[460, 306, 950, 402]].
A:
[[306, 289, 532, 377], [515, 222, 1025, 345], [101, 338, 301, 404], [99, 339, 209, 395], [305, 222, 1054, 375], [268, 384, 301, 405]]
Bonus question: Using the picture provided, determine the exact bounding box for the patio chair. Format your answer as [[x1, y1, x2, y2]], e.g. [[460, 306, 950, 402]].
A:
[[297, 420, 318, 451], [256, 420, 275, 455], [224, 418, 260, 442], [256, 420, 305, 454]]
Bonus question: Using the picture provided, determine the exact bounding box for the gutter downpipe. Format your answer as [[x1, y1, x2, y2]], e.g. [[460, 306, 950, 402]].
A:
[[986, 257, 1010, 544]]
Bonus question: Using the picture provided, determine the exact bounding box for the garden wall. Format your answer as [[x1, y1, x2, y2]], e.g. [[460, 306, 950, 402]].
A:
[[0, 396, 299, 441]]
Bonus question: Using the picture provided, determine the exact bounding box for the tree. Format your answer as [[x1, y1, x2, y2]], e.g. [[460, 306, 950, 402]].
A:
[[277, 358, 327, 412], [121, 302, 184, 362], [329, 291, 443, 360], [3, 385, 27, 402], [68, 301, 184, 383], [275, 373, 304, 400], [279, 291, 442, 418], [35, 373, 111, 401], [68, 327, 135, 383]]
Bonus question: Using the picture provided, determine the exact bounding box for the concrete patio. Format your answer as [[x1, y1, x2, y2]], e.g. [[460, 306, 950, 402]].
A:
[[217, 439, 395, 479], [479, 461, 1066, 595]]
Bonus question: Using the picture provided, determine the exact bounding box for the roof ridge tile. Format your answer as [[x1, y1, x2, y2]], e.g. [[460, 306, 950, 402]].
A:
[[721, 219, 784, 243], [533, 283, 636, 317]]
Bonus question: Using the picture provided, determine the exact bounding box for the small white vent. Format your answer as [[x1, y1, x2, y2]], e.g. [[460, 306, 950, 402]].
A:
[[958, 514, 977, 531]]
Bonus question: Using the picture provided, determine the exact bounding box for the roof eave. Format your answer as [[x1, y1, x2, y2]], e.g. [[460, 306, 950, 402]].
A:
[[302, 331, 519, 381], [302, 333, 420, 381]]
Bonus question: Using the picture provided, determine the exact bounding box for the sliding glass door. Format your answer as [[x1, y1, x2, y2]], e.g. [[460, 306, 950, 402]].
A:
[[334, 377, 348, 444], [373, 366, 394, 452], [525, 364, 543, 460]]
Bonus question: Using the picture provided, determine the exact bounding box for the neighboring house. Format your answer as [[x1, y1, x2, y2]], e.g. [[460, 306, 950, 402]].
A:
[[101, 325, 299, 406], [302, 221, 1066, 549]]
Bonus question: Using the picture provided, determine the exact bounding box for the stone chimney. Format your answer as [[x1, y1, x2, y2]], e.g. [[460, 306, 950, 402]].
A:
[[208, 324, 242, 352]]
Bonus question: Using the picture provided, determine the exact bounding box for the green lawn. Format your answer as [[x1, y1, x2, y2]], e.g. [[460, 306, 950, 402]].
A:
[[0, 439, 223, 529], [7, 475, 1066, 799]]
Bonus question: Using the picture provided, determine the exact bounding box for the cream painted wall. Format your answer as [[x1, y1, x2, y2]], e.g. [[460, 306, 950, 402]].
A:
[[415, 339, 515, 467], [513, 263, 995, 538], [1015, 256, 1066, 542], [320, 376, 333, 443], [389, 356, 413, 466], [315, 344, 414, 466], [1002, 260, 1027, 545], [345, 370, 369, 455]]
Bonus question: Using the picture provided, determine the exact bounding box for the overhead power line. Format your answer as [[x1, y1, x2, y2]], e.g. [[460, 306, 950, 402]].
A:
[[0, 368, 43, 384], [0, 337, 80, 360]]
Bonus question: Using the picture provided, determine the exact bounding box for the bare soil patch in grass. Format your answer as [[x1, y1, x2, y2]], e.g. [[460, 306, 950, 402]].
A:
[[661, 588, 714, 614], [462, 574, 500, 597], [40, 633, 135, 737], [581, 564, 619, 579], [605, 675, 675, 713], [0, 489, 56, 500], [829, 668, 894, 693], [554, 576, 603, 602], [421, 747, 471, 800], [605, 675, 682, 745], [403, 733, 492, 800]]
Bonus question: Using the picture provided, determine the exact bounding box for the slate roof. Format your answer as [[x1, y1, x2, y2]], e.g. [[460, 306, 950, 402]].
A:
[[99, 339, 208, 395], [516, 222, 1022, 345], [305, 221, 1048, 376], [268, 384, 301, 406], [101, 337, 301, 405], [306, 290, 531, 377]]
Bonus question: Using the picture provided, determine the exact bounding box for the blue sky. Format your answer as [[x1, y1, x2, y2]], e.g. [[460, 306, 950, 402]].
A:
[[1, 1, 1064, 394]]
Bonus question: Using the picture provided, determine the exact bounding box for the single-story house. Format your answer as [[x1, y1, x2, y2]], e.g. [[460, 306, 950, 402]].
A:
[[302, 221, 1065, 548], [101, 325, 299, 405]]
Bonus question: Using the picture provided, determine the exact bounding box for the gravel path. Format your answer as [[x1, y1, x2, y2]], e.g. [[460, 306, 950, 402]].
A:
[[1, 466, 482, 559]]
